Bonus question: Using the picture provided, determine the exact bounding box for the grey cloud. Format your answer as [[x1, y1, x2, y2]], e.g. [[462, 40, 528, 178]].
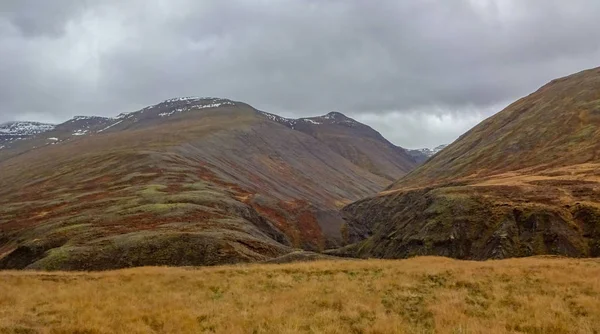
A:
[[1, 0, 600, 147], [0, 0, 90, 37]]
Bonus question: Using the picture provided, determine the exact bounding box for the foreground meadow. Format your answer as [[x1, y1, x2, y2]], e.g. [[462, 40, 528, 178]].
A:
[[0, 256, 599, 333]]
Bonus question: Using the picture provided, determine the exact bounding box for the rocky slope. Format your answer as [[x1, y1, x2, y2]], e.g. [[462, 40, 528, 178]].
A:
[[259, 111, 418, 180], [0, 98, 418, 270], [336, 66, 600, 260]]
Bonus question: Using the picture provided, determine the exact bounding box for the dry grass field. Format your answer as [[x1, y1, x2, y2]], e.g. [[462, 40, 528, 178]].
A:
[[1, 256, 599, 334]]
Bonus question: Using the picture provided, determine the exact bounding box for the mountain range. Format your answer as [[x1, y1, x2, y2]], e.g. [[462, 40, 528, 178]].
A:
[[3, 66, 600, 270], [0, 98, 422, 270]]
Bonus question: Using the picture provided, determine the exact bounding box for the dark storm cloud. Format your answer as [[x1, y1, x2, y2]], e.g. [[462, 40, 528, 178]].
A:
[[1, 0, 600, 147]]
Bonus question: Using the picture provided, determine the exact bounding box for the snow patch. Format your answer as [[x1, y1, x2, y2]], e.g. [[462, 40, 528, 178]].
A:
[[257, 111, 297, 127], [114, 112, 134, 120], [158, 107, 186, 117], [98, 120, 123, 133], [157, 101, 235, 117], [72, 129, 89, 136], [0, 122, 55, 135], [302, 119, 322, 125], [163, 96, 202, 103], [73, 116, 94, 121], [196, 102, 234, 109]]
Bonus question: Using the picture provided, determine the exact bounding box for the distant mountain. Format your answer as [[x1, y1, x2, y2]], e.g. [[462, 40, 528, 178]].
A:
[[0, 121, 55, 135], [0, 121, 55, 149], [407, 144, 448, 164], [333, 66, 600, 260], [258, 111, 419, 180], [0, 98, 418, 270], [411, 144, 448, 158], [0, 98, 242, 159]]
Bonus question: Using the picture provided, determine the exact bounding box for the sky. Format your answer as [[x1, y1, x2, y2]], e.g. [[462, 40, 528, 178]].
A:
[[1, 1, 600, 148]]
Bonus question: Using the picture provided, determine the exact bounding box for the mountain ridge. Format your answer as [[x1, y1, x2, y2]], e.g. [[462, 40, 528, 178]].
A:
[[1, 98, 421, 181]]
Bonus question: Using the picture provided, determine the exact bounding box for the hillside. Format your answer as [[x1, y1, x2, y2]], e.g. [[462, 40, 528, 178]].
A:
[[0, 98, 418, 270], [337, 67, 600, 259], [259, 111, 418, 181], [0, 257, 598, 333]]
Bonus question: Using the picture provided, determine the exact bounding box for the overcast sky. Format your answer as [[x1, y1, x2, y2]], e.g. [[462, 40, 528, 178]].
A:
[[1, 0, 600, 148]]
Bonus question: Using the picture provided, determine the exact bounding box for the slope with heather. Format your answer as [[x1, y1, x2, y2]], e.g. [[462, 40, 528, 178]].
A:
[[0, 98, 417, 270], [259, 111, 418, 181], [337, 67, 600, 259]]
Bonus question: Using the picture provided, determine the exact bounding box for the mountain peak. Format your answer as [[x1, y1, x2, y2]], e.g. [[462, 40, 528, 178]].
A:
[[323, 111, 349, 119], [0, 121, 56, 135], [111, 97, 238, 121], [151, 97, 235, 108]]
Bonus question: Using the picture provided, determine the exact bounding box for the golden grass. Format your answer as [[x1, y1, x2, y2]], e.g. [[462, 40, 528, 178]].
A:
[[1, 257, 599, 333]]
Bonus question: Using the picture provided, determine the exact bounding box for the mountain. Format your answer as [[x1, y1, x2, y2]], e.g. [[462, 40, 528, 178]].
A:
[[258, 111, 418, 180], [407, 144, 448, 164], [335, 66, 600, 260], [0, 97, 418, 270], [409, 144, 448, 158], [0, 98, 237, 161], [0, 121, 55, 149]]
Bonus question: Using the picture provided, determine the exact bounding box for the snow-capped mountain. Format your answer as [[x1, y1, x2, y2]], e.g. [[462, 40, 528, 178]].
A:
[[57, 116, 116, 136], [406, 144, 448, 164], [257, 111, 360, 129], [414, 144, 448, 157], [0, 121, 56, 150], [118, 97, 236, 120], [103, 97, 237, 131], [0, 97, 241, 152], [0, 121, 55, 136]]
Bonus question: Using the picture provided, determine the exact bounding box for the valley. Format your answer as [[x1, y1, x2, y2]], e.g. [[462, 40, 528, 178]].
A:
[[2, 2, 600, 333], [3, 68, 600, 269]]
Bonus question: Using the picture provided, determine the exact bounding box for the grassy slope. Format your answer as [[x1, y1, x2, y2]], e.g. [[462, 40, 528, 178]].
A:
[[0, 257, 599, 333], [339, 67, 600, 260], [0, 109, 291, 269], [390, 67, 600, 190]]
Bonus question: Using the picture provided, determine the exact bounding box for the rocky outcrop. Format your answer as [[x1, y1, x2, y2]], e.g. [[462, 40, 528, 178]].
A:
[[335, 185, 598, 260]]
